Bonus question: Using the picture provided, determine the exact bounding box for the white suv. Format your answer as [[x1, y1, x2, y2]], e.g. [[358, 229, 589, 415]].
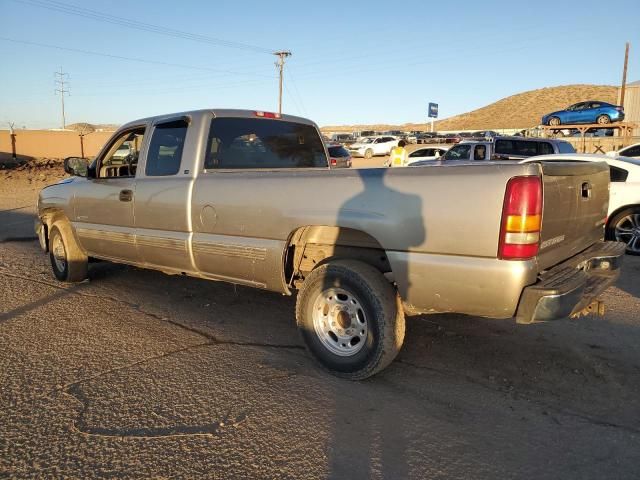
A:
[[349, 136, 399, 159]]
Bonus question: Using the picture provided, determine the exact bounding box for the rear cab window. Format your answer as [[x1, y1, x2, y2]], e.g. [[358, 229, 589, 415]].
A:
[[205, 118, 327, 169], [328, 145, 350, 158]]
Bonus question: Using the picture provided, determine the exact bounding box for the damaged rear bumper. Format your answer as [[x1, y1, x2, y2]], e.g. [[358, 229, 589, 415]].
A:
[[515, 241, 625, 324]]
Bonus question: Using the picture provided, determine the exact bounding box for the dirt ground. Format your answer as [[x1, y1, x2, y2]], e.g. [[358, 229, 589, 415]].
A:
[[1, 162, 640, 479]]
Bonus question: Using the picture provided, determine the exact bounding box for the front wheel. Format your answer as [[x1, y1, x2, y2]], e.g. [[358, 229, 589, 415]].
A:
[[296, 260, 405, 380], [49, 221, 88, 282], [607, 208, 640, 255], [548, 117, 561, 126], [597, 114, 611, 125], [364, 149, 373, 159]]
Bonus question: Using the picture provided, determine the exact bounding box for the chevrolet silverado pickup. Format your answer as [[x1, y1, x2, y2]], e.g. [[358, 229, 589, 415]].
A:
[[36, 109, 625, 379]]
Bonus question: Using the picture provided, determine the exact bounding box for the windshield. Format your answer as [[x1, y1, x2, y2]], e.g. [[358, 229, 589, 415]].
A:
[[444, 144, 472, 160], [359, 137, 374, 144]]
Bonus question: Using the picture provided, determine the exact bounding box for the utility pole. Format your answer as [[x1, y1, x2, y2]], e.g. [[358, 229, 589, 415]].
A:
[[620, 42, 630, 109], [54, 67, 70, 129], [273, 51, 291, 115]]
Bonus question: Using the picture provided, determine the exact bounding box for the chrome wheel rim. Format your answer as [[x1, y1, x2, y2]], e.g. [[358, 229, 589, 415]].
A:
[[615, 214, 640, 253], [312, 287, 368, 357], [52, 234, 67, 272], [550, 118, 560, 126], [597, 116, 609, 124]]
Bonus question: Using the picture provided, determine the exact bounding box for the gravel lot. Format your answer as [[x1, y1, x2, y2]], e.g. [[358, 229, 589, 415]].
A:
[[1, 166, 639, 479]]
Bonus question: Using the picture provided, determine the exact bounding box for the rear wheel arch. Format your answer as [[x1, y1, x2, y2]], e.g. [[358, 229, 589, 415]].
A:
[[284, 225, 393, 288], [606, 204, 640, 231]]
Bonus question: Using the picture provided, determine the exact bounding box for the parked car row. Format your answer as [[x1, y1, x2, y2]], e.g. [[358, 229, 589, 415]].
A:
[[327, 130, 499, 146]]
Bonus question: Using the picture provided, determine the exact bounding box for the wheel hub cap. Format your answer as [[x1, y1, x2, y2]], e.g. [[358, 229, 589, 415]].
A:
[[312, 287, 368, 357], [615, 214, 640, 253], [52, 235, 67, 272]]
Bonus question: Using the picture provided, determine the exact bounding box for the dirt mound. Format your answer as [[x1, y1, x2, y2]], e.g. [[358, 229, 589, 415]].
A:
[[322, 84, 619, 132], [1, 158, 66, 186]]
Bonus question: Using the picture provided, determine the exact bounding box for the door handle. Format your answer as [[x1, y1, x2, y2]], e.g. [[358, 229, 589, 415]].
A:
[[119, 189, 133, 202]]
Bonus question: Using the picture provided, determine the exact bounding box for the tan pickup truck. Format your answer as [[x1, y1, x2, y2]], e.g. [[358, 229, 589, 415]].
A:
[[36, 109, 625, 379]]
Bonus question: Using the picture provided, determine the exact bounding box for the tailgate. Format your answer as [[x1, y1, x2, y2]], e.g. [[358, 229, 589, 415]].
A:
[[537, 161, 609, 270]]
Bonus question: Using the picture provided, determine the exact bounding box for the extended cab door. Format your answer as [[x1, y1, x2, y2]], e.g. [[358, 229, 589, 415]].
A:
[[133, 117, 194, 273], [190, 114, 328, 290], [72, 126, 147, 263]]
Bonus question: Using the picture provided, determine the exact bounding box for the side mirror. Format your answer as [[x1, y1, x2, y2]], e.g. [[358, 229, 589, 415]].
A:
[[63, 157, 89, 177]]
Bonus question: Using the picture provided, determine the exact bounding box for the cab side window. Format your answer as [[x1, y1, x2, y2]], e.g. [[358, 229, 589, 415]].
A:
[[98, 127, 146, 178], [145, 120, 189, 176], [537, 142, 555, 155], [495, 140, 514, 156], [474, 145, 486, 160]]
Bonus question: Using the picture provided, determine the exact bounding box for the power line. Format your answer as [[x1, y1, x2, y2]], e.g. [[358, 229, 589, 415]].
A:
[[286, 68, 308, 117], [54, 67, 69, 129], [0, 36, 274, 78], [11, 0, 274, 54]]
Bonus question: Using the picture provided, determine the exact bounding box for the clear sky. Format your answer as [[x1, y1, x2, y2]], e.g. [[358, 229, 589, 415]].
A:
[[1, 0, 639, 129]]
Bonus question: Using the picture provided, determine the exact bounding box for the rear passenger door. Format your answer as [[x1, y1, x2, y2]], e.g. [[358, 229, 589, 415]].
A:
[[133, 117, 195, 273]]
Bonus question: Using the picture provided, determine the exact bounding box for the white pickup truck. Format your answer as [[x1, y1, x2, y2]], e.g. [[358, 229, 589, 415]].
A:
[[36, 109, 625, 379]]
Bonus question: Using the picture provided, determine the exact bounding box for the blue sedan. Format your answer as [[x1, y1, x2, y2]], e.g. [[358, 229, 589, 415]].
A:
[[542, 101, 625, 126]]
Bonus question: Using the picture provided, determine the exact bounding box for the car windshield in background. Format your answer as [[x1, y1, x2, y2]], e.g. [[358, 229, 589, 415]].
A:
[[444, 144, 471, 160], [359, 138, 374, 143], [205, 118, 327, 169], [328, 146, 350, 157]]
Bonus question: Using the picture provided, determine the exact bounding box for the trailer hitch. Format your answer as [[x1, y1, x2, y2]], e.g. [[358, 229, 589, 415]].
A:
[[571, 300, 605, 319]]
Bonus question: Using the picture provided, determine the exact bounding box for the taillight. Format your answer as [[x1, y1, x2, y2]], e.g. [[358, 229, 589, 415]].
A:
[[498, 176, 542, 260], [330, 158, 337, 166], [255, 111, 281, 119]]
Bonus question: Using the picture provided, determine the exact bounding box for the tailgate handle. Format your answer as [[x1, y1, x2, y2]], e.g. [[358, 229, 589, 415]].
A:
[[581, 182, 592, 199]]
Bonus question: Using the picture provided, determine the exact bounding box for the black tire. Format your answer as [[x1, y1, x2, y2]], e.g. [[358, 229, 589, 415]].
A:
[[296, 260, 405, 380], [606, 208, 640, 255], [548, 116, 561, 126], [597, 114, 611, 125], [364, 149, 373, 159], [49, 221, 88, 282]]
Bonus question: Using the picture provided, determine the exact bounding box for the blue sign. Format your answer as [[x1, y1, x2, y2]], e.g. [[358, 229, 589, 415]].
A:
[[428, 103, 438, 118]]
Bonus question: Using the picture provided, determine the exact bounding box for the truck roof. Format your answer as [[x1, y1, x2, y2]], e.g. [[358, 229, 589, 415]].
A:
[[118, 108, 318, 132]]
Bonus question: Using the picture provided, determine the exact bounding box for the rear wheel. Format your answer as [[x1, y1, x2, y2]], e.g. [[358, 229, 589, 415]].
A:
[[607, 208, 640, 255], [597, 114, 611, 125], [364, 149, 373, 159], [49, 221, 88, 282], [296, 260, 405, 380], [548, 116, 561, 126]]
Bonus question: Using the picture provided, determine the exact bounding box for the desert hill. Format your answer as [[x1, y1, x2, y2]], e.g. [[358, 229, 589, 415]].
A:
[[322, 84, 619, 132]]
